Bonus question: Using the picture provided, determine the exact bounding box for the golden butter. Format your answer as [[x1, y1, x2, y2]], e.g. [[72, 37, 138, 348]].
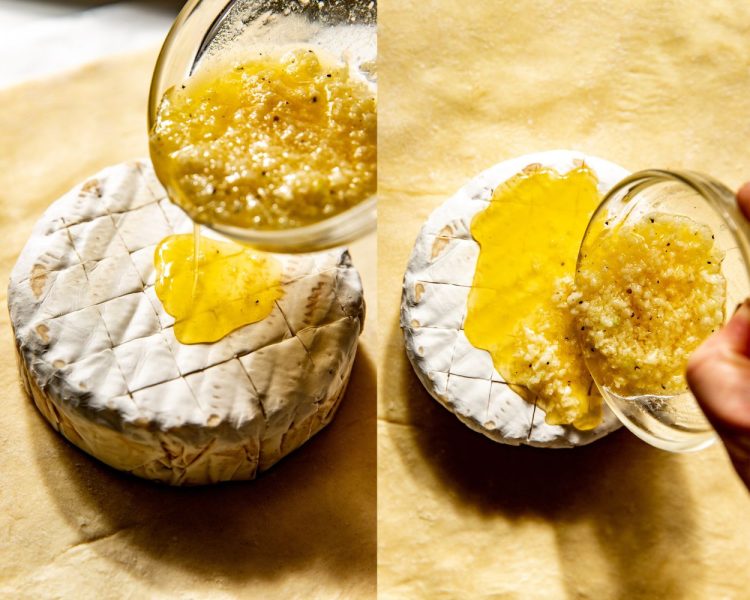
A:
[[465, 165, 602, 429], [154, 231, 283, 344]]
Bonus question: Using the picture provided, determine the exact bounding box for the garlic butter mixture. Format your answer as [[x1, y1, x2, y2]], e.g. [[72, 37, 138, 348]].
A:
[[573, 213, 726, 396], [154, 232, 283, 344], [465, 165, 603, 430], [150, 48, 377, 230]]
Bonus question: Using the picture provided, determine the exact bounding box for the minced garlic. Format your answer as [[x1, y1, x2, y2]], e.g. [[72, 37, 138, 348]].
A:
[[509, 276, 601, 430], [150, 48, 376, 230], [573, 212, 726, 396]]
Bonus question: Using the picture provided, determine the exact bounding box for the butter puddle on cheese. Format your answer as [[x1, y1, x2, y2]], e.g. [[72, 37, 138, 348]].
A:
[[573, 212, 726, 396], [465, 164, 603, 430], [401, 150, 627, 447], [154, 229, 284, 344]]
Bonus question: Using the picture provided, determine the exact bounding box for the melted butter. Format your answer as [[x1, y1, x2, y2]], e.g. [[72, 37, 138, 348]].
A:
[[154, 232, 283, 344], [575, 213, 726, 396], [465, 165, 603, 430], [150, 48, 377, 231]]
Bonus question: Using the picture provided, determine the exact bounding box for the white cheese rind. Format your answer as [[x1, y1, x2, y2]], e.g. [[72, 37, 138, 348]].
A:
[[401, 150, 628, 448], [9, 160, 365, 485]]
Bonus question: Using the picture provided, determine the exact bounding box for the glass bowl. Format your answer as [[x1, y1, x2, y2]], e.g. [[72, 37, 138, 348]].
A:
[[148, 0, 377, 253], [577, 170, 750, 452]]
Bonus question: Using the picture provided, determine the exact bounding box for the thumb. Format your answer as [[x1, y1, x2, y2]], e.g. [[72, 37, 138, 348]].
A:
[[687, 300, 750, 432], [687, 300, 750, 488]]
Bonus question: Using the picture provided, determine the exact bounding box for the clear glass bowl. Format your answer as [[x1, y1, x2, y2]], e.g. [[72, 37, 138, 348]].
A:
[[577, 170, 750, 452], [148, 0, 377, 253]]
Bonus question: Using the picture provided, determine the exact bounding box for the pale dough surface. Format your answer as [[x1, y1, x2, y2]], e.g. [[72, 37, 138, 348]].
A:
[[0, 50, 376, 598], [379, 1, 750, 598]]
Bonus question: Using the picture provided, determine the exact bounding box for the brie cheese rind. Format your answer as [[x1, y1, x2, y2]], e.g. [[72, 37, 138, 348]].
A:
[[401, 150, 629, 448], [8, 161, 365, 485]]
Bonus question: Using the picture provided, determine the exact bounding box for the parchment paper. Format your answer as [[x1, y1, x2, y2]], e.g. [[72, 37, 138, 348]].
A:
[[378, 1, 750, 598], [0, 50, 376, 599]]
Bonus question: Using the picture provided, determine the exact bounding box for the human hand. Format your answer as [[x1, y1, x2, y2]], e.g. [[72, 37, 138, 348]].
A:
[[686, 182, 750, 489]]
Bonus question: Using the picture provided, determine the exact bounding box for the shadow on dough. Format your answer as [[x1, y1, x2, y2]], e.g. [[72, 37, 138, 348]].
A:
[[387, 316, 700, 599], [26, 344, 377, 591]]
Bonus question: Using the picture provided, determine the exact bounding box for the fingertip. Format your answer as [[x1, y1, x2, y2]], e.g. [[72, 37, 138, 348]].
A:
[[737, 182, 750, 221], [717, 299, 750, 356], [692, 298, 750, 359]]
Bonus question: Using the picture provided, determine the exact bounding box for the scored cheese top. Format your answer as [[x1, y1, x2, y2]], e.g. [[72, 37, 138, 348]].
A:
[[8, 160, 365, 484], [401, 150, 628, 447]]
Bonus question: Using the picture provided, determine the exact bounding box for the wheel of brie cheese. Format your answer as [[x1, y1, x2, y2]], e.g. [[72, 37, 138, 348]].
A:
[[401, 150, 629, 448], [8, 161, 365, 485]]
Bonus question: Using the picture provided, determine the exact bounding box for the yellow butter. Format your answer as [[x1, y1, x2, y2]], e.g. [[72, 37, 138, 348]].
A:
[[154, 232, 283, 344], [465, 165, 602, 429]]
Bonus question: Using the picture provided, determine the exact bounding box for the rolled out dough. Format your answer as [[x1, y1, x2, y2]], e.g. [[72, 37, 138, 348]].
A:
[[379, 1, 750, 598]]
